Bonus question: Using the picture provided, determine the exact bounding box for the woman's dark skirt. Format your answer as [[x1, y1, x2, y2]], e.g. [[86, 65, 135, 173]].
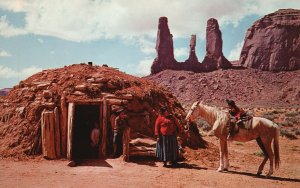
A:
[[156, 135, 178, 162]]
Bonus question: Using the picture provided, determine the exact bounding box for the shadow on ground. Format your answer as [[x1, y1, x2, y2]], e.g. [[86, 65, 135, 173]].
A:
[[129, 156, 208, 170], [227, 170, 300, 183], [75, 159, 113, 168]]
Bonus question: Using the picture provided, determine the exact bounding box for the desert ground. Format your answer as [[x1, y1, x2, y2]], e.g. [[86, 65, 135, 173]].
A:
[[1, 135, 299, 188]]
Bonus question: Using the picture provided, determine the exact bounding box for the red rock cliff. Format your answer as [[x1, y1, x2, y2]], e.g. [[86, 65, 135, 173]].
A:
[[239, 9, 300, 71]]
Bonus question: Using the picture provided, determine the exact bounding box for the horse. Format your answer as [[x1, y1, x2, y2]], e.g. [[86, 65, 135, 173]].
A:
[[185, 101, 280, 177]]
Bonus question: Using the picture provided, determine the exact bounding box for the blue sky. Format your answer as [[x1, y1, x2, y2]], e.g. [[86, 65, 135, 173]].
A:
[[0, 0, 299, 88]]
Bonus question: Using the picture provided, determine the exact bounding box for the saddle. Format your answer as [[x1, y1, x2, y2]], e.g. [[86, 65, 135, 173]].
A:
[[236, 114, 253, 130]]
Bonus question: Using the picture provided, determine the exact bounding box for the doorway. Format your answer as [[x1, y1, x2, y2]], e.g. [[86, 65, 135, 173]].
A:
[[72, 105, 100, 160]]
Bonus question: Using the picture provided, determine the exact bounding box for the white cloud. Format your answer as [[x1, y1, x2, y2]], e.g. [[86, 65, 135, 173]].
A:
[[0, 0, 299, 57], [1, 0, 299, 42], [37, 38, 44, 43], [138, 37, 156, 55], [0, 66, 17, 78], [0, 15, 27, 37], [21, 67, 42, 77], [228, 41, 243, 61], [0, 49, 11, 57], [0, 65, 42, 79], [136, 58, 153, 76], [174, 47, 189, 59]]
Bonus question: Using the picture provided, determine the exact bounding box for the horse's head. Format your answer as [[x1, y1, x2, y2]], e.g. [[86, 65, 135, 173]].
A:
[[185, 101, 201, 122]]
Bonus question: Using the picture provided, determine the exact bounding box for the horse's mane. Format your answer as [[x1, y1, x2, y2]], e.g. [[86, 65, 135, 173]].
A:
[[198, 102, 230, 126]]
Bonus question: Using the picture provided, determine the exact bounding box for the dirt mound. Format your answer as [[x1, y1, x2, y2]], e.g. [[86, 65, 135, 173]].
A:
[[0, 63, 203, 158], [145, 69, 300, 110]]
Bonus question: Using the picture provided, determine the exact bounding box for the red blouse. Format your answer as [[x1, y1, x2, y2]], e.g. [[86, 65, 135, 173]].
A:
[[154, 115, 182, 136]]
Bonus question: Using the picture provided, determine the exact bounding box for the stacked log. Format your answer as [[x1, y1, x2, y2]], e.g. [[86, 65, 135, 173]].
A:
[[129, 138, 156, 157], [41, 110, 58, 159], [60, 94, 67, 157], [122, 127, 131, 161]]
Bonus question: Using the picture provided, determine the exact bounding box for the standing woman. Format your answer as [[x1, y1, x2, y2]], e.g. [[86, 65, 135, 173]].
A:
[[155, 107, 182, 167]]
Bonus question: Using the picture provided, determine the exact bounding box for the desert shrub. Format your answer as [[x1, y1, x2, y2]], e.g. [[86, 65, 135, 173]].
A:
[[285, 117, 300, 125], [285, 111, 300, 117], [295, 130, 300, 136], [254, 151, 264, 157], [260, 110, 281, 121], [235, 142, 243, 146], [261, 114, 277, 121], [291, 128, 300, 136], [280, 130, 297, 140], [279, 121, 293, 127]]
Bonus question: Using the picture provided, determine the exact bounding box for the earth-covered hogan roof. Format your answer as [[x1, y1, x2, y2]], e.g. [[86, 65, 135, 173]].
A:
[[0, 63, 204, 158]]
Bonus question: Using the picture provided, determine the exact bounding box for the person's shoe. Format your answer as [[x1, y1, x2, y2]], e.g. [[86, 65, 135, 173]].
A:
[[171, 161, 178, 168], [163, 162, 167, 167], [67, 160, 76, 167]]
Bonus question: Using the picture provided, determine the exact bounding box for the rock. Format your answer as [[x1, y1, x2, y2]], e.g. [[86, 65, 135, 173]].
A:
[[75, 84, 87, 91], [240, 9, 300, 71], [87, 78, 95, 83], [178, 76, 186, 80], [37, 83, 50, 90], [151, 17, 177, 74], [94, 78, 108, 84], [202, 18, 232, 71], [295, 90, 300, 100], [150, 17, 231, 74], [41, 102, 55, 108], [91, 83, 103, 88], [182, 35, 201, 70], [43, 90, 52, 99], [72, 91, 85, 96], [107, 81, 118, 89], [15, 107, 25, 116]]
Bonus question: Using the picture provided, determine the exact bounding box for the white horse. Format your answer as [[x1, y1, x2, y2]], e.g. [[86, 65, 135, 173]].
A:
[[186, 101, 280, 177]]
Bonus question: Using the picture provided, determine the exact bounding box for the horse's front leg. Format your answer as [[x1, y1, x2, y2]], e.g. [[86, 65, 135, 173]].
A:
[[217, 138, 227, 172], [223, 139, 229, 171]]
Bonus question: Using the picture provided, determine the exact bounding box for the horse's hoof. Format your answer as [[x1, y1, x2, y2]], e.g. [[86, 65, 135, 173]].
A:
[[223, 168, 228, 171], [216, 168, 223, 172], [256, 171, 262, 176], [266, 173, 273, 178]]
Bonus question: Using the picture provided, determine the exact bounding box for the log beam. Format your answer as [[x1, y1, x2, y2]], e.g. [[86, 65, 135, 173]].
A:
[[122, 127, 131, 162]]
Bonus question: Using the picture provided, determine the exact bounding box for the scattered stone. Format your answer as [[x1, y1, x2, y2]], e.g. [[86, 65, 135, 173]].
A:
[[75, 85, 87, 92], [43, 90, 52, 99], [37, 83, 50, 90], [179, 76, 186, 80], [67, 160, 76, 167], [73, 91, 85, 96]]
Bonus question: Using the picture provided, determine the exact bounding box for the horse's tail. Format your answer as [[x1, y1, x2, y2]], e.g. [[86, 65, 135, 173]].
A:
[[274, 127, 280, 169]]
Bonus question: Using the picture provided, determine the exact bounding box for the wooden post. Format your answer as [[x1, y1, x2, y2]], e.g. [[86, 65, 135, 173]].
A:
[[101, 98, 107, 157], [122, 127, 131, 162], [60, 94, 67, 157], [98, 101, 103, 158], [54, 107, 61, 158], [41, 110, 56, 159], [67, 103, 75, 160]]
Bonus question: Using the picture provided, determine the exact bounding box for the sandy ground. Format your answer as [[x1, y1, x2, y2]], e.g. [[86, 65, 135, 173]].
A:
[[0, 137, 299, 188]]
